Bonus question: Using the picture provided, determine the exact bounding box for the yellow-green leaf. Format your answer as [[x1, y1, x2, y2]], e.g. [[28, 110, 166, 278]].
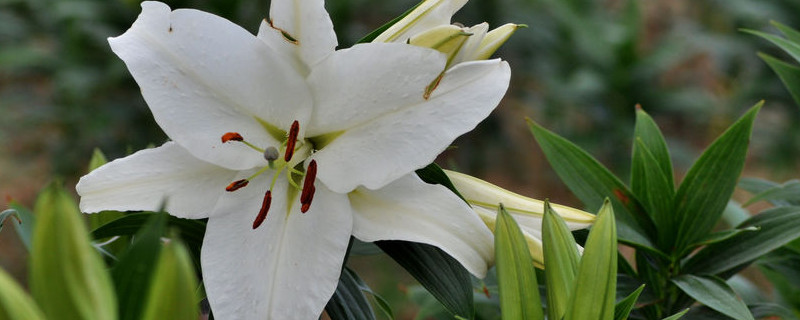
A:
[[0, 268, 45, 320], [495, 204, 544, 320], [141, 238, 199, 320]]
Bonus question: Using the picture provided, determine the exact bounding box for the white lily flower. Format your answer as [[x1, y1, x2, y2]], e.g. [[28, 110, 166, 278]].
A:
[[76, 1, 510, 319], [444, 170, 595, 267], [374, 0, 522, 66]]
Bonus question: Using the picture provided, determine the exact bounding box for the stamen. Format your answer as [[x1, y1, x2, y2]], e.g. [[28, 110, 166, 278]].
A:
[[221, 132, 243, 143], [300, 160, 317, 213], [253, 190, 272, 229], [225, 179, 249, 192], [284, 120, 300, 161]]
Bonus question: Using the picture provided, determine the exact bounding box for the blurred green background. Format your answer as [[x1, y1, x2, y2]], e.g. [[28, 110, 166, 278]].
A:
[[2, 0, 800, 318]]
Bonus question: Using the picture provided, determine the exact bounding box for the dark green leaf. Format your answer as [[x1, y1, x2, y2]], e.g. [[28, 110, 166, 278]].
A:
[[376, 241, 474, 318], [772, 20, 800, 43], [758, 53, 800, 108], [748, 303, 799, 320], [111, 213, 168, 320], [661, 308, 689, 320], [746, 29, 800, 63], [743, 179, 800, 206], [671, 102, 761, 252], [630, 139, 675, 248], [542, 201, 579, 320], [495, 204, 543, 320], [614, 284, 645, 320], [632, 106, 674, 188], [415, 163, 466, 202], [528, 118, 656, 250], [683, 206, 800, 275], [325, 267, 376, 320], [671, 275, 754, 320], [679, 227, 760, 257], [566, 200, 617, 320]]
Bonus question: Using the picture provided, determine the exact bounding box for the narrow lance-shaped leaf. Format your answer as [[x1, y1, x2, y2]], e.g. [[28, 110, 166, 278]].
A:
[[542, 200, 580, 320], [376, 241, 473, 318], [682, 206, 800, 275], [661, 309, 690, 320], [30, 182, 117, 320], [672, 102, 761, 252], [495, 204, 544, 320], [614, 284, 645, 320], [772, 20, 800, 43], [566, 199, 617, 320], [759, 53, 800, 108], [671, 275, 754, 320], [141, 237, 199, 320], [742, 179, 800, 207], [632, 105, 674, 188], [0, 268, 45, 320], [112, 212, 168, 320], [528, 118, 656, 250], [325, 267, 376, 320]]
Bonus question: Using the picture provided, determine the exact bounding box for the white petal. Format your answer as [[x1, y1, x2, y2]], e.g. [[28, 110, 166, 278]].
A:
[[306, 43, 446, 136], [348, 174, 493, 277], [451, 23, 489, 65], [109, 2, 311, 170], [373, 0, 468, 43], [76, 142, 238, 219], [268, 0, 337, 68], [473, 206, 545, 267], [201, 177, 352, 319], [314, 59, 510, 193]]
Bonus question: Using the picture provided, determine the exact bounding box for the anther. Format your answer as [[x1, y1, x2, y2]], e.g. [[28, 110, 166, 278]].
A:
[[264, 146, 279, 162], [221, 132, 244, 143], [253, 190, 272, 229], [225, 179, 249, 192], [284, 120, 300, 161], [300, 160, 317, 213]]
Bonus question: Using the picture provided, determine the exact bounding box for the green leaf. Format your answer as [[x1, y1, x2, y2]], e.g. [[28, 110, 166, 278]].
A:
[[112, 213, 168, 320], [631, 138, 675, 247], [566, 200, 617, 320], [746, 29, 800, 63], [141, 238, 199, 320], [758, 53, 800, 108], [671, 102, 761, 252], [661, 309, 689, 320], [738, 177, 779, 195], [494, 204, 543, 320], [683, 206, 800, 275], [743, 179, 800, 206], [671, 275, 754, 320], [632, 106, 674, 188], [528, 118, 656, 250], [614, 284, 645, 320], [325, 267, 376, 320], [0, 267, 46, 320], [87, 147, 108, 171], [542, 201, 580, 320], [376, 241, 474, 318], [415, 163, 466, 202], [749, 303, 799, 320], [772, 20, 800, 43], [30, 182, 117, 320]]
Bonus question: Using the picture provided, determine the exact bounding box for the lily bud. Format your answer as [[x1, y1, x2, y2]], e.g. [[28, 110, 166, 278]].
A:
[[373, 0, 467, 43], [408, 24, 472, 67], [444, 170, 596, 267], [473, 23, 524, 61]]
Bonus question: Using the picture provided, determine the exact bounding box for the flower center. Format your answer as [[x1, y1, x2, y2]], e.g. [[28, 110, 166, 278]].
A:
[[220, 120, 318, 229]]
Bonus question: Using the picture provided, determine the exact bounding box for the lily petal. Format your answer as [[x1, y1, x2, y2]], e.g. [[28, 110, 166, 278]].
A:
[[268, 0, 338, 68], [314, 59, 510, 193], [201, 177, 352, 319], [306, 43, 446, 136], [76, 142, 237, 219], [109, 1, 312, 170], [473, 206, 546, 267], [348, 174, 494, 277]]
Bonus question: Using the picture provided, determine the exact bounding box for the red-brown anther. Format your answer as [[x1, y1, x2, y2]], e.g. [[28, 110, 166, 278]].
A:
[[221, 132, 244, 143], [225, 179, 249, 192], [300, 160, 317, 213], [253, 190, 272, 229], [284, 120, 300, 161]]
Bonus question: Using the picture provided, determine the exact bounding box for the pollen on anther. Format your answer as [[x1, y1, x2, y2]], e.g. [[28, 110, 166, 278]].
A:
[[221, 132, 244, 143], [225, 179, 249, 192], [300, 160, 318, 213], [253, 190, 272, 229], [284, 120, 300, 161]]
